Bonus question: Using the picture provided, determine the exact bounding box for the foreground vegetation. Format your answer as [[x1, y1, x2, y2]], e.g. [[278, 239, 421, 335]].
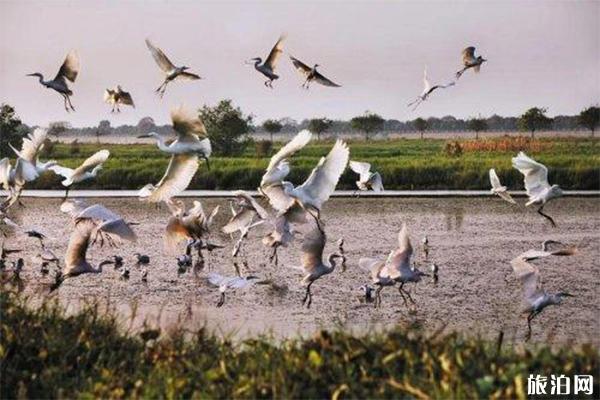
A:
[[30, 137, 599, 191], [1, 288, 598, 398]]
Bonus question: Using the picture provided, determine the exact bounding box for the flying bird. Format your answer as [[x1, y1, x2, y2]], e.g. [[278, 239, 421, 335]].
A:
[[489, 168, 516, 204], [104, 85, 135, 113], [146, 39, 201, 97], [206, 272, 267, 307], [9, 128, 57, 178], [299, 223, 346, 308], [262, 215, 295, 266], [0, 157, 37, 206], [510, 246, 576, 340], [455, 47, 487, 79], [50, 150, 110, 198], [222, 191, 269, 258], [247, 35, 285, 88], [289, 56, 341, 89], [349, 161, 384, 193], [407, 67, 455, 110], [27, 50, 80, 112], [164, 199, 220, 258], [512, 152, 563, 227]]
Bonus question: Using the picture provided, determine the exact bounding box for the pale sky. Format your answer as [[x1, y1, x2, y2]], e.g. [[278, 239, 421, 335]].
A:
[[0, 0, 598, 128]]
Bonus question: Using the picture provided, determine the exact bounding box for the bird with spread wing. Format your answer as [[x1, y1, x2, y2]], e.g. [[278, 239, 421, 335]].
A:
[[146, 39, 201, 97], [289, 56, 341, 89]]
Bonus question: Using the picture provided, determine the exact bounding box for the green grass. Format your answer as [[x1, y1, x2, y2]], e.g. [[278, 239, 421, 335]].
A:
[[1, 287, 598, 399], [32, 137, 600, 190]]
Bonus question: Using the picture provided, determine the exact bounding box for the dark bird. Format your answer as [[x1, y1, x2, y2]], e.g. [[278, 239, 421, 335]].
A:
[[104, 85, 135, 113], [247, 35, 285, 88], [146, 39, 201, 98], [290, 56, 341, 89], [27, 50, 80, 112]]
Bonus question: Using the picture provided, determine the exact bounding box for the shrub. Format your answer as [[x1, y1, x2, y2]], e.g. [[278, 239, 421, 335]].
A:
[[444, 141, 463, 157], [255, 140, 273, 158]]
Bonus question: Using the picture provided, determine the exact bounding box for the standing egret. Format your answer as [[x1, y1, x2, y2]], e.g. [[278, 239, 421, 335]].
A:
[[27, 50, 80, 112], [299, 223, 346, 308], [222, 191, 269, 257], [510, 248, 576, 340], [455, 47, 487, 79], [289, 56, 341, 89], [349, 161, 384, 193], [50, 150, 110, 198], [104, 85, 135, 113], [489, 168, 516, 204], [407, 66, 455, 110], [138, 108, 211, 203], [512, 152, 563, 227], [247, 35, 285, 88], [145, 39, 201, 97]]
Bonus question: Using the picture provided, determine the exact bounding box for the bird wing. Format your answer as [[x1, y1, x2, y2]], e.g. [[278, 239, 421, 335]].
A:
[[488, 168, 502, 189], [289, 56, 312, 77], [164, 217, 190, 252], [60, 199, 89, 218], [55, 50, 80, 83], [145, 154, 199, 203], [260, 184, 295, 213], [369, 172, 384, 192], [145, 39, 176, 72], [313, 70, 341, 87], [422, 67, 431, 93], [0, 158, 11, 189], [349, 160, 372, 182], [207, 272, 226, 287], [462, 47, 476, 64], [510, 256, 543, 304], [358, 257, 386, 281], [14, 158, 38, 184], [232, 190, 269, 219], [222, 208, 256, 234], [103, 89, 115, 103], [301, 225, 326, 273], [48, 164, 74, 179], [14, 128, 48, 163], [64, 219, 95, 274], [264, 35, 285, 71], [96, 219, 137, 243], [295, 140, 349, 210], [177, 71, 201, 80], [511, 152, 550, 199], [171, 106, 207, 140], [266, 129, 312, 174], [73, 150, 110, 176], [118, 90, 135, 106], [77, 203, 122, 223], [388, 223, 413, 277], [496, 190, 516, 204]]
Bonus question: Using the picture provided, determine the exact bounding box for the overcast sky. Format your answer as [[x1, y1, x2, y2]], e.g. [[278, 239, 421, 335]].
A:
[[0, 0, 598, 128]]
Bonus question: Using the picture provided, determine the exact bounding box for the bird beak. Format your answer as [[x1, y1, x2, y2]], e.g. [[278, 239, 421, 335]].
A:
[[562, 292, 575, 297], [137, 134, 150, 139], [26, 73, 36, 77]]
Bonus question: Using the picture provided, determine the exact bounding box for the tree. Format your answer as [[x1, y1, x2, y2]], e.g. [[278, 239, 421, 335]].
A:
[[262, 119, 282, 142], [48, 121, 71, 139], [518, 107, 552, 138], [467, 117, 488, 140], [578, 106, 600, 137], [0, 104, 23, 158], [308, 118, 332, 141], [413, 117, 428, 139], [350, 111, 384, 141], [96, 120, 111, 143], [199, 100, 252, 156]]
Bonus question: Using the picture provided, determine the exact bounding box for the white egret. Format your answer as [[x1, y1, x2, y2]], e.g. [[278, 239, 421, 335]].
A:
[[27, 50, 80, 112], [299, 223, 346, 308], [145, 39, 201, 97], [0, 157, 38, 205], [455, 47, 487, 79], [50, 150, 110, 198], [164, 199, 220, 258], [289, 56, 341, 89], [9, 128, 57, 177], [510, 246, 576, 340], [104, 85, 135, 113], [512, 152, 563, 227], [247, 35, 285, 88], [407, 66, 455, 110], [489, 168, 516, 204], [262, 215, 295, 266], [206, 272, 268, 307], [222, 191, 269, 257], [349, 161, 384, 193]]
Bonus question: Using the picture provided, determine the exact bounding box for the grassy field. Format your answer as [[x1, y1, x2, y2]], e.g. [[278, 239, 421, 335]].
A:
[[30, 137, 600, 191], [1, 288, 598, 399]]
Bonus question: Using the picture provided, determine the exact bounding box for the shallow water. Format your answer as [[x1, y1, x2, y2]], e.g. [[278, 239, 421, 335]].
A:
[[4, 196, 600, 344]]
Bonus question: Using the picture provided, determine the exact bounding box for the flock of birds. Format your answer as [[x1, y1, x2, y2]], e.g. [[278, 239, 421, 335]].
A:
[[0, 38, 578, 341], [24, 35, 486, 112]]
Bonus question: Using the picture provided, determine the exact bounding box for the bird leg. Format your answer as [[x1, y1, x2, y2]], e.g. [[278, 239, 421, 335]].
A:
[[374, 286, 383, 308], [61, 94, 70, 112], [269, 246, 279, 266], [537, 205, 557, 228], [302, 281, 314, 308], [398, 283, 408, 307], [525, 311, 539, 341], [66, 95, 75, 111], [216, 292, 225, 308]]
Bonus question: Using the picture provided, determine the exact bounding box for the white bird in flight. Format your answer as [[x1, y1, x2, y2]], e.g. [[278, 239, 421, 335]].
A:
[[145, 39, 201, 98], [510, 244, 577, 340], [222, 191, 269, 258], [207, 272, 267, 307], [488, 168, 516, 204], [455, 46, 487, 79], [164, 199, 220, 257], [138, 108, 211, 203], [349, 161, 384, 193], [512, 152, 563, 227], [27, 50, 80, 112], [247, 35, 285, 88], [407, 66, 455, 110], [50, 150, 110, 198], [289, 56, 341, 89], [104, 85, 135, 113]]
